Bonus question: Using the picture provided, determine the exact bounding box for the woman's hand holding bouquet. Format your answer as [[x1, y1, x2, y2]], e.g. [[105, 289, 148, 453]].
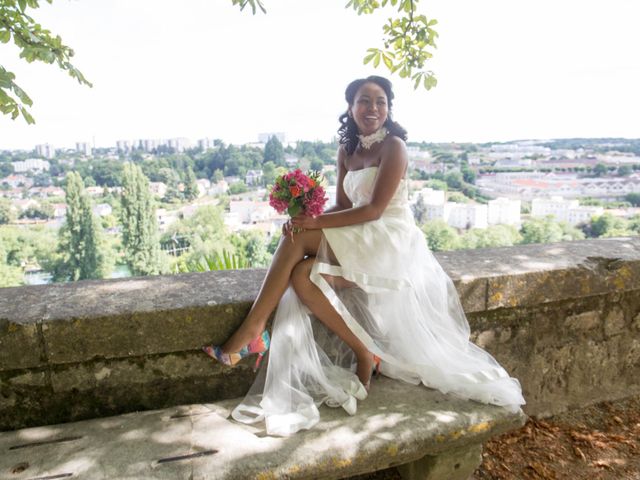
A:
[[268, 169, 327, 240]]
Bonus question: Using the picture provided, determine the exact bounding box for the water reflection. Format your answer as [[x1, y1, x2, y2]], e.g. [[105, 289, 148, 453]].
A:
[[24, 264, 132, 285]]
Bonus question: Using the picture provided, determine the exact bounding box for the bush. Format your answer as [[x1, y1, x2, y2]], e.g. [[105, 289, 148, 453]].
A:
[[228, 182, 248, 194]]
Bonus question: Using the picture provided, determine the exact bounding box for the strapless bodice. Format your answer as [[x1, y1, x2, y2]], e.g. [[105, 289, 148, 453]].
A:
[[343, 166, 409, 213]]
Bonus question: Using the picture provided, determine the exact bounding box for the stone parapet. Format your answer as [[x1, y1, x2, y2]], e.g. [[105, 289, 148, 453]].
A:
[[1, 237, 639, 430]]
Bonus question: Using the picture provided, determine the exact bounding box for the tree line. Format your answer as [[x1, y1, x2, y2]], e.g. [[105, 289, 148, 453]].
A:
[[0, 163, 277, 288], [417, 212, 640, 252], [0, 137, 337, 198]]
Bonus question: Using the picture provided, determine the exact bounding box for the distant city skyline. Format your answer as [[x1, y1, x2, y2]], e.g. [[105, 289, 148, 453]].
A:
[[20, 133, 291, 156], [1, 0, 639, 150]]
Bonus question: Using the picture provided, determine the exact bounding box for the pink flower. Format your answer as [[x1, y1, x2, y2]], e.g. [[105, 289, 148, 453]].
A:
[[303, 186, 326, 217], [269, 191, 289, 214]]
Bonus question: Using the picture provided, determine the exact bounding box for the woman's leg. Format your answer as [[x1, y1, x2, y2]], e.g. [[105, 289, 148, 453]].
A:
[[290, 258, 374, 387], [222, 230, 322, 353]]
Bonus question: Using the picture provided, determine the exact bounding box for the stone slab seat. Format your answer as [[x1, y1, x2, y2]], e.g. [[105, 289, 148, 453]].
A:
[[0, 377, 526, 480]]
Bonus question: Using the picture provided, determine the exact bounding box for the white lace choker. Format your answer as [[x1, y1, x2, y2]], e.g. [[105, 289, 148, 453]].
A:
[[358, 127, 388, 149]]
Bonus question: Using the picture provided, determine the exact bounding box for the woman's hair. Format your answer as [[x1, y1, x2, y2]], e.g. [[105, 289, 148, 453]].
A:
[[337, 75, 408, 155]]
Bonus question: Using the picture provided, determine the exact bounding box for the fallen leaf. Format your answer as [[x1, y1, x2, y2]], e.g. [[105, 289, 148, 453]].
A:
[[592, 459, 613, 470], [573, 446, 587, 461]]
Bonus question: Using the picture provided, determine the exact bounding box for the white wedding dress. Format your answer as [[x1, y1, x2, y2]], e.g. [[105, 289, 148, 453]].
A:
[[232, 166, 525, 436]]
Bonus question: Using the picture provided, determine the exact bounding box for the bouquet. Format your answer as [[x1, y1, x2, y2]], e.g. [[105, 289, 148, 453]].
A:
[[269, 169, 327, 218]]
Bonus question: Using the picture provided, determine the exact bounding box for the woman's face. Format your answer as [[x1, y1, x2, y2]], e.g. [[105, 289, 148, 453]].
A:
[[349, 82, 389, 136]]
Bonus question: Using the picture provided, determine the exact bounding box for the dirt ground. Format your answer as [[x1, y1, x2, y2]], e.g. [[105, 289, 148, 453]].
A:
[[353, 394, 640, 480]]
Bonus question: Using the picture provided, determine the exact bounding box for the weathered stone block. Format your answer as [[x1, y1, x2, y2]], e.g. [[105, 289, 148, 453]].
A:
[[604, 306, 626, 337], [0, 369, 51, 431], [497, 328, 512, 343], [398, 443, 483, 480], [49, 354, 233, 393], [0, 320, 43, 370], [0, 370, 48, 411], [476, 330, 496, 349], [0, 354, 256, 431], [36, 270, 265, 363], [41, 305, 250, 364], [486, 270, 554, 310], [3, 369, 47, 388], [626, 339, 640, 380], [564, 311, 600, 332], [451, 278, 487, 313]]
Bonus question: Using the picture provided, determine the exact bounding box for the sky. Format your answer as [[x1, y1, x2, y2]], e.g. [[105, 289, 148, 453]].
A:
[[0, 0, 639, 150]]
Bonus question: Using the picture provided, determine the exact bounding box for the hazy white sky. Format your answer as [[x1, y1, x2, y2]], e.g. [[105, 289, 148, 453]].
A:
[[1, 0, 639, 150]]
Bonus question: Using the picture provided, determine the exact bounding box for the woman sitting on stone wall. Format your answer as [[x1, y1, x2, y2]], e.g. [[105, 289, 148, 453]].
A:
[[203, 75, 525, 436]]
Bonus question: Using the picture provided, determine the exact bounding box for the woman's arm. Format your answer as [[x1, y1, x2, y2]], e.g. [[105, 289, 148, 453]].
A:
[[323, 146, 352, 214], [292, 137, 408, 230]]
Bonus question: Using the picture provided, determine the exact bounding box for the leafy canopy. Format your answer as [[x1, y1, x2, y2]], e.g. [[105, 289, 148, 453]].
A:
[[1, 0, 437, 123], [0, 0, 92, 124], [235, 0, 438, 90]]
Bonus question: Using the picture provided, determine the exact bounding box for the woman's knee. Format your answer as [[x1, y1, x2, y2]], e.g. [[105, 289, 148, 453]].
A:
[[279, 230, 321, 256], [291, 259, 314, 298]]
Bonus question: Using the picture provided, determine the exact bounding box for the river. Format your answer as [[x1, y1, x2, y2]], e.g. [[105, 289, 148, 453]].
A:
[[24, 264, 132, 285]]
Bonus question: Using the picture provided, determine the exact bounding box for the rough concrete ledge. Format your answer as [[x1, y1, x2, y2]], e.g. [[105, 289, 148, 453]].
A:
[[0, 378, 526, 480], [1, 237, 639, 430], [438, 236, 640, 312], [0, 269, 266, 370]]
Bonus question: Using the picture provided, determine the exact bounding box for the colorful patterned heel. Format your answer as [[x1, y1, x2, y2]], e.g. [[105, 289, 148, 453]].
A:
[[363, 354, 382, 391], [202, 330, 270, 371]]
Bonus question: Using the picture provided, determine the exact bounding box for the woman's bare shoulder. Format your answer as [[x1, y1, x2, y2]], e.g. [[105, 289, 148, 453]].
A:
[[336, 144, 349, 169], [381, 135, 408, 169], [384, 135, 407, 151]]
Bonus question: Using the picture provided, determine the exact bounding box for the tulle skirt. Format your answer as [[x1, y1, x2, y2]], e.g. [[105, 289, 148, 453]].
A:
[[232, 208, 525, 436]]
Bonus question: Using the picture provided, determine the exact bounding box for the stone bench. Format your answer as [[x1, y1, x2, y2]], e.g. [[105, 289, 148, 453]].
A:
[[3, 237, 639, 478], [0, 377, 525, 480]]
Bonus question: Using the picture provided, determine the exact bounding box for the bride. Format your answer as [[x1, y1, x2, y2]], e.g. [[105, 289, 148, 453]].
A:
[[204, 75, 525, 436]]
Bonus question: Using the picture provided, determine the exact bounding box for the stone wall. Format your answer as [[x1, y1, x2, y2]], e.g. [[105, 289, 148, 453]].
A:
[[1, 237, 639, 431]]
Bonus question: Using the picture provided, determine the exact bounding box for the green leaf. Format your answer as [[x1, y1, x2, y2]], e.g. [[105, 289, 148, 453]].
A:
[[222, 250, 231, 269], [0, 88, 12, 104], [287, 204, 302, 217], [373, 51, 381, 67], [12, 82, 32, 105], [0, 30, 10, 43], [423, 74, 430, 89], [363, 51, 377, 64], [413, 73, 422, 89]]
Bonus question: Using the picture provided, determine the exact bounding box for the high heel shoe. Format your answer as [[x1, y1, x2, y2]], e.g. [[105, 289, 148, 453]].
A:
[[202, 330, 270, 371]]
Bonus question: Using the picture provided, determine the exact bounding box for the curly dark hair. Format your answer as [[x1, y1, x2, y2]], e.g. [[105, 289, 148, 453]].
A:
[[337, 75, 408, 155]]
